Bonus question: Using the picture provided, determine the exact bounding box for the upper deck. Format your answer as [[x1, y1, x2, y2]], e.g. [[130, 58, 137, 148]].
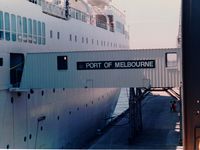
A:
[[27, 0, 128, 35]]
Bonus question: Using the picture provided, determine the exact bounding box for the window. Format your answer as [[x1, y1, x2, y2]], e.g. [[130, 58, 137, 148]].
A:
[[23, 17, 27, 42], [5, 12, 10, 41], [75, 35, 77, 42], [50, 30, 52, 38], [57, 56, 68, 70], [37, 21, 41, 44], [69, 34, 72, 41], [86, 37, 88, 44], [82, 14, 86, 22], [17, 16, 22, 42], [38, 0, 42, 5], [70, 9, 76, 19], [42, 22, 45, 44], [97, 40, 99, 45], [76, 12, 78, 19], [116, 21, 125, 34], [28, 18, 32, 43], [76, 11, 81, 20], [0, 58, 3, 66], [11, 14, 16, 42], [57, 32, 60, 40], [0, 11, 4, 40], [82, 37, 84, 43], [166, 53, 177, 68], [33, 20, 37, 44], [92, 39, 94, 44]]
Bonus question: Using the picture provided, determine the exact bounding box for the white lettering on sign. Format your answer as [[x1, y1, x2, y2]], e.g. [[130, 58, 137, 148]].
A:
[[104, 62, 112, 68], [86, 62, 102, 69], [114, 61, 154, 68], [77, 60, 155, 70]]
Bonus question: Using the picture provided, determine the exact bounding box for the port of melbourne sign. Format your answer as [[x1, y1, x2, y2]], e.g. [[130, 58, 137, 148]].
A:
[[77, 60, 155, 70]]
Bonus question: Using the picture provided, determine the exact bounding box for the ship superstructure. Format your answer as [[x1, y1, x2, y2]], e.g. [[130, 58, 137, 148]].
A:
[[0, 0, 129, 148]]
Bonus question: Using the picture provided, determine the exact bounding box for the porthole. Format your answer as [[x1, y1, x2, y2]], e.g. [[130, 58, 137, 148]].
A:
[[6, 144, 9, 149], [86, 37, 88, 44], [11, 97, 14, 104], [41, 90, 44, 96], [24, 136, 27, 142], [28, 94, 30, 99], [69, 34, 72, 41], [0, 58, 3, 66], [74, 35, 77, 42], [30, 89, 34, 94], [50, 30, 53, 38], [82, 37, 84, 43], [57, 32, 60, 39], [17, 92, 21, 97]]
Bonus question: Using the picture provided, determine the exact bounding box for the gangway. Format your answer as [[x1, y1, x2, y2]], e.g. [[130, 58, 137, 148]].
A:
[[18, 48, 181, 90]]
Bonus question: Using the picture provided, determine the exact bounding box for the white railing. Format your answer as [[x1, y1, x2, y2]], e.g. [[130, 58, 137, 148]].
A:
[[41, 0, 67, 19], [69, 7, 90, 23], [27, 0, 116, 31]]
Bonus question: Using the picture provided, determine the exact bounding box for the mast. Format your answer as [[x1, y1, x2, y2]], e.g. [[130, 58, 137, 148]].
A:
[[177, 6, 182, 48]]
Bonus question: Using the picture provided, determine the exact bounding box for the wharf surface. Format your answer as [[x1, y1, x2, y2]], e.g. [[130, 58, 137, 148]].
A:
[[89, 91, 183, 150]]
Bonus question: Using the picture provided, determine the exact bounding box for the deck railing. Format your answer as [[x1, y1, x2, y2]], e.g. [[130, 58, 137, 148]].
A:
[[27, 0, 119, 33], [41, 0, 67, 19]]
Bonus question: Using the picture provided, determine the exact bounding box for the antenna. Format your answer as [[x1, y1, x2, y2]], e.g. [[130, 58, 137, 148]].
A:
[[177, 5, 182, 48]]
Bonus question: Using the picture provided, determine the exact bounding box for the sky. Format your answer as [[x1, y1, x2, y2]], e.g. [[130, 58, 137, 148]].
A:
[[112, 0, 181, 49]]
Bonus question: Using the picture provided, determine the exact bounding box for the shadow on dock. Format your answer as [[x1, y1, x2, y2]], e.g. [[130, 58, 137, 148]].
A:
[[88, 92, 182, 150]]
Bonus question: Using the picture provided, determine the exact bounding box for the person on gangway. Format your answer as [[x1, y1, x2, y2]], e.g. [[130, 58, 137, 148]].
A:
[[170, 100, 176, 112]]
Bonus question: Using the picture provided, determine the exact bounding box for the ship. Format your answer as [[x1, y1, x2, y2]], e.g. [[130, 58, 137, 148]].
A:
[[0, 0, 129, 148]]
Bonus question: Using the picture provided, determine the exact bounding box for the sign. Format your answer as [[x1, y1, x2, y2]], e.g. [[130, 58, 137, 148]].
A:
[[77, 60, 155, 70]]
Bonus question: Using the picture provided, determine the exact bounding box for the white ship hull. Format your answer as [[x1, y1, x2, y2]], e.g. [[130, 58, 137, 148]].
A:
[[0, 0, 129, 148], [0, 88, 120, 148]]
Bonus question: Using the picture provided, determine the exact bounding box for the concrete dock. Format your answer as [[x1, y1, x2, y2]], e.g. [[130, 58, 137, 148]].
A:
[[89, 91, 183, 150]]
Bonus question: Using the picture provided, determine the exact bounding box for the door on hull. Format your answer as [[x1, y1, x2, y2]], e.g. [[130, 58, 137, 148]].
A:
[[10, 53, 24, 87]]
